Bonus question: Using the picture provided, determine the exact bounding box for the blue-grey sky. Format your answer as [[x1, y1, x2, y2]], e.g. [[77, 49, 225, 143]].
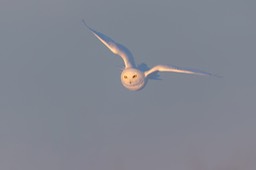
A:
[[1, 0, 256, 169]]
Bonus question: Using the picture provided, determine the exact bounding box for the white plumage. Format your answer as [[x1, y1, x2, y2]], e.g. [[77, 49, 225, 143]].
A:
[[83, 20, 214, 91]]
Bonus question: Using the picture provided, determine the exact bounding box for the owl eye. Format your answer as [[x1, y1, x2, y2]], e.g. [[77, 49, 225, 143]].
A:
[[132, 75, 137, 78], [124, 75, 128, 79]]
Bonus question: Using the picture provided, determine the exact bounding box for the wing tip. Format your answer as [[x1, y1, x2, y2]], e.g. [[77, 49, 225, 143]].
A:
[[197, 72, 222, 78], [82, 19, 88, 27], [82, 19, 94, 32]]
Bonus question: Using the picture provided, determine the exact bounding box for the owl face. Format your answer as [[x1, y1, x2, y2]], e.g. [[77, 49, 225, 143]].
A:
[[121, 68, 146, 91]]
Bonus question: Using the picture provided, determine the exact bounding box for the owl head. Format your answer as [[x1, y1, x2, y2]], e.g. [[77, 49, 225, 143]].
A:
[[120, 68, 146, 91]]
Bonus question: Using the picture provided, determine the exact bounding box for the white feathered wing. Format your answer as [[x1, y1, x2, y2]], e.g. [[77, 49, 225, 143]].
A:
[[83, 20, 134, 68], [144, 65, 214, 78]]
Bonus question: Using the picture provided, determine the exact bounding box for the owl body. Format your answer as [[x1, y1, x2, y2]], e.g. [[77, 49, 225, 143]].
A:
[[121, 68, 146, 91], [83, 20, 214, 91]]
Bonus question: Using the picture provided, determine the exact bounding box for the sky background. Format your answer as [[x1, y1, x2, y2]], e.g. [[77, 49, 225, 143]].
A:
[[1, 0, 256, 169]]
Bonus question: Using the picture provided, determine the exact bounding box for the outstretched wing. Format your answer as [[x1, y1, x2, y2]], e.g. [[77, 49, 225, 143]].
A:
[[82, 20, 134, 68], [144, 65, 214, 77]]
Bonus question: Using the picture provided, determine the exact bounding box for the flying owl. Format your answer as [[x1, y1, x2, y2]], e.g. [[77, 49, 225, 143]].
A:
[[83, 20, 214, 91]]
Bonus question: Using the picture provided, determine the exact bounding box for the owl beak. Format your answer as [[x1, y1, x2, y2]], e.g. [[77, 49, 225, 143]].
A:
[[129, 81, 132, 84]]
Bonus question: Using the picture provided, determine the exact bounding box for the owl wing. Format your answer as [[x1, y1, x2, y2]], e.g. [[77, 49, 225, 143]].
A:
[[144, 65, 214, 78], [83, 20, 134, 68]]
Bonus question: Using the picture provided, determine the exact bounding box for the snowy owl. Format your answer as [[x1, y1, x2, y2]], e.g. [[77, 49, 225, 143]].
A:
[[83, 20, 214, 91]]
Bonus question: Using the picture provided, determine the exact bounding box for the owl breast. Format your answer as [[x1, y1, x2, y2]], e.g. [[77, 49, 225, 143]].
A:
[[120, 68, 146, 91]]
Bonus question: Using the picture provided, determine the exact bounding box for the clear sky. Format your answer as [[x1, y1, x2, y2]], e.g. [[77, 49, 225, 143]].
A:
[[1, 0, 256, 169]]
